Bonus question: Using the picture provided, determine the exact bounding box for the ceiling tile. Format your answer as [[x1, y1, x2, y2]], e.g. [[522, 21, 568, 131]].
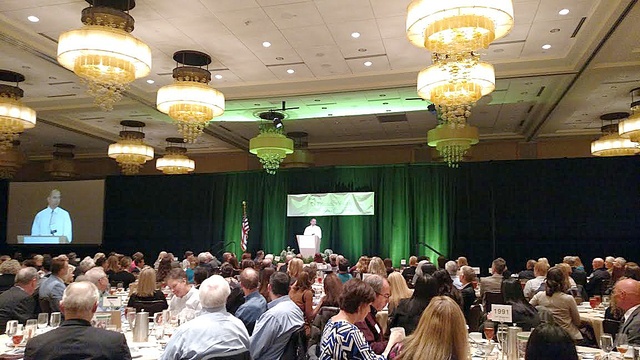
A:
[[281, 25, 335, 48], [315, 0, 375, 24], [263, 2, 324, 30]]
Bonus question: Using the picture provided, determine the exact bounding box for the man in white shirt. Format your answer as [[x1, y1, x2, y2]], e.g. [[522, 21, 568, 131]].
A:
[[166, 268, 201, 319], [612, 278, 640, 345], [303, 218, 322, 239], [523, 261, 549, 300], [31, 189, 72, 242]]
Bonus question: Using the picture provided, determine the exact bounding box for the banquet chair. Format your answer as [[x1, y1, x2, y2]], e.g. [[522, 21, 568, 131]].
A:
[[281, 326, 308, 360], [602, 319, 621, 342], [201, 349, 251, 360], [467, 305, 483, 332], [483, 292, 504, 313]]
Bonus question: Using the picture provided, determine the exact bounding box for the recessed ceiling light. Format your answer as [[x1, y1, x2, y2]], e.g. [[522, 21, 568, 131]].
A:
[[542, 44, 552, 50], [146, 79, 155, 84], [558, 9, 570, 15], [27, 15, 39, 23], [214, 74, 223, 80], [364, 61, 373, 67], [262, 41, 271, 48], [286, 69, 295, 74], [351, 32, 361, 38]]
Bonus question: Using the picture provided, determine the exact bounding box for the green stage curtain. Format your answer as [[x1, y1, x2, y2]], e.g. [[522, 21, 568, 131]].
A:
[[99, 164, 453, 267]]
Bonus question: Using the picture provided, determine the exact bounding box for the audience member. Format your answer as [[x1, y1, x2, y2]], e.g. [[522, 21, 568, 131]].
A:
[[388, 272, 439, 335], [368, 257, 387, 278], [235, 268, 266, 335], [220, 263, 245, 314], [384, 258, 394, 276], [126, 268, 168, 315], [445, 260, 462, 289], [337, 258, 353, 283], [625, 262, 640, 281], [502, 278, 540, 330], [401, 256, 418, 287], [519, 260, 537, 280], [258, 267, 275, 303], [289, 270, 315, 337], [108, 256, 136, 289], [24, 282, 131, 360], [459, 265, 477, 324], [388, 296, 468, 360], [605, 256, 615, 273], [166, 268, 201, 317], [524, 261, 550, 300], [612, 257, 627, 284], [457, 256, 469, 267], [104, 255, 120, 276], [480, 257, 507, 298], [192, 266, 208, 289], [39, 257, 68, 312], [156, 257, 173, 285], [250, 272, 304, 360], [586, 257, 611, 297], [83, 267, 110, 311], [0, 260, 21, 292], [0, 267, 38, 332], [524, 323, 579, 360], [320, 279, 401, 359], [530, 267, 582, 342], [355, 274, 391, 354], [388, 272, 412, 313], [433, 269, 463, 307], [612, 278, 640, 345], [287, 258, 304, 284], [565, 256, 587, 286], [161, 275, 249, 359]]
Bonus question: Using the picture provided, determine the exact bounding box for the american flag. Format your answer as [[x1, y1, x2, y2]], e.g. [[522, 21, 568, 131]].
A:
[[241, 209, 249, 252]]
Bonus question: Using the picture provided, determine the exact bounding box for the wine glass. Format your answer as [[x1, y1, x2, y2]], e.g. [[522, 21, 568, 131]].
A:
[[37, 313, 48, 330], [601, 334, 614, 359], [484, 321, 495, 343], [11, 327, 23, 347], [126, 308, 136, 331], [49, 312, 61, 328], [616, 333, 629, 355]]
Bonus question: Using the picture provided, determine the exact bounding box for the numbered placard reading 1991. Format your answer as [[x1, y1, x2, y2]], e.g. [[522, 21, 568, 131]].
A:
[[491, 304, 513, 323]]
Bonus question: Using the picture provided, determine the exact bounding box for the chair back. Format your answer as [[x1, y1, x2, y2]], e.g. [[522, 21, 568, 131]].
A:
[[39, 298, 53, 314], [280, 326, 308, 360], [201, 349, 251, 360], [603, 319, 621, 341], [131, 300, 167, 316], [467, 304, 483, 332], [483, 292, 504, 313]]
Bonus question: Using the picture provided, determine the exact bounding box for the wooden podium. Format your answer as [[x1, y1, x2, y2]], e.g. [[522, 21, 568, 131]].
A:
[[17, 235, 69, 244], [296, 235, 320, 258]]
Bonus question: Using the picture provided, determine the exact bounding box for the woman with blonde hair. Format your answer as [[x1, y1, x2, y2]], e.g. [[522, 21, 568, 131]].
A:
[[127, 268, 168, 316], [287, 258, 304, 283], [104, 255, 120, 275], [388, 272, 413, 313], [389, 296, 469, 360], [368, 257, 386, 277]]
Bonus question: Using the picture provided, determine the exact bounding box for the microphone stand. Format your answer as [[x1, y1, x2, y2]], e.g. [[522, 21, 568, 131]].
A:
[[416, 241, 445, 257]]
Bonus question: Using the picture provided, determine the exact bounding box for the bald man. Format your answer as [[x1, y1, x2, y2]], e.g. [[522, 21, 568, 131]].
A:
[[613, 278, 640, 345], [31, 189, 72, 242], [586, 257, 610, 297]]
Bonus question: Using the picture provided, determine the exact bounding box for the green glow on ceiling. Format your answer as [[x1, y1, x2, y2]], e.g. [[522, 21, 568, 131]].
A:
[[212, 87, 432, 122]]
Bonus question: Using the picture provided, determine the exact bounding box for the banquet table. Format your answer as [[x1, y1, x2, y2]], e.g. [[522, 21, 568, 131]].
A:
[[579, 307, 606, 340], [0, 327, 166, 360]]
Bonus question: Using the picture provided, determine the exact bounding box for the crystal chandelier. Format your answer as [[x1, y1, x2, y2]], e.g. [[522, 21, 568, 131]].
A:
[[45, 143, 78, 179], [406, 0, 514, 54], [108, 120, 154, 175], [0, 140, 26, 179], [619, 87, 640, 143], [0, 70, 36, 153], [249, 123, 293, 175], [157, 50, 225, 143], [156, 138, 195, 175], [591, 121, 639, 157], [407, 0, 513, 167], [57, 0, 151, 111]]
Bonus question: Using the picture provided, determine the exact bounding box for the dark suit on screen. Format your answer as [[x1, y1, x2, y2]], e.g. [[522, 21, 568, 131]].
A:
[[0, 286, 36, 332], [24, 318, 131, 360]]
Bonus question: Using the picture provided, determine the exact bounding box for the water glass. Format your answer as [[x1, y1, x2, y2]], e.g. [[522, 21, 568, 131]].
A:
[[37, 313, 48, 329], [601, 334, 614, 358], [117, 282, 124, 293], [154, 325, 164, 341], [50, 312, 61, 328], [5, 320, 18, 337]]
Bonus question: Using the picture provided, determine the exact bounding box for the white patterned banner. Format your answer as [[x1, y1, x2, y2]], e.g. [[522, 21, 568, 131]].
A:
[[287, 192, 375, 217]]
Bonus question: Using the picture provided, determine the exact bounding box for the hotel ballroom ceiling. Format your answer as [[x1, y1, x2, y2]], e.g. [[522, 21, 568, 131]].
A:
[[0, 0, 639, 158]]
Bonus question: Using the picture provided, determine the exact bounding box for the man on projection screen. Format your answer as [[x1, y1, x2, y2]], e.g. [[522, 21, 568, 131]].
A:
[[31, 189, 72, 242], [303, 218, 322, 240]]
